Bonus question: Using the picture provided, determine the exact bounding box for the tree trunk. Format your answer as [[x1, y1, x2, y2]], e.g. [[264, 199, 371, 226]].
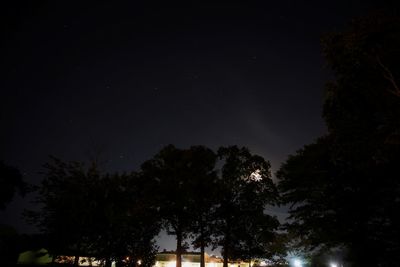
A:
[[200, 238, 205, 267], [223, 234, 229, 267], [223, 251, 228, 267], [105, 258, 112, 267], [74, 255, 80, 267], [51, 254, 56, 267], [74, 241, 81, 267], [223, 220, 231, 267], [200, 223, 205, 267], [176, 231, 182, 267]]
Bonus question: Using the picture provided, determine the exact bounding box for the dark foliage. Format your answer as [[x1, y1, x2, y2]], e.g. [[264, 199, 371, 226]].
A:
[[25, 144, 284, 266], [278, 10, 400, 266], [141, 145, 217, 267], [0, 160, 26, 210], [26, 157, 160, 267], [215, 146, 280, 267]]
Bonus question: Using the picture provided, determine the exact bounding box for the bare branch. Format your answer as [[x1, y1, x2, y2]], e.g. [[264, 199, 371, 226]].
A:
[[376, 55, 400, 97]]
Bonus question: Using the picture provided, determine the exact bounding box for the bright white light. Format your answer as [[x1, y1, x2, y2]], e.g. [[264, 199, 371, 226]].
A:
[[137, 260, 142, 265], [330, 263, 338, 267], [250, 169, 262, 181], [293, 259, 302, 267], [167, 261, 176, 267]]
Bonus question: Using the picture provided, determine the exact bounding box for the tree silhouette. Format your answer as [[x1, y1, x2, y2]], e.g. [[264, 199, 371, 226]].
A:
[[141, 145, 216, 267], [278, 10, 400, 266], [26, 157, 100, 266], [27, 157, 160, 267], [215, 146, 278, 267], [90, 172, 160, 267], [185, 146, 218, 267], [230, 209, 280, 266]]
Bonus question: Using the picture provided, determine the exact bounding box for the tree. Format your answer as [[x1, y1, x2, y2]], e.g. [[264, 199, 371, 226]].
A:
[[26, 157, 101, 266], [141, 145, 217, 267], [230, 210, 280, 267], [278, 10, 400, 266], [0, 160, 26, 210], [278, 137, 341, 248], [185, 146, 218, 267], [214, 146, 279, 267], [91, 172, 160, 267], [28, 157, 160, 267]]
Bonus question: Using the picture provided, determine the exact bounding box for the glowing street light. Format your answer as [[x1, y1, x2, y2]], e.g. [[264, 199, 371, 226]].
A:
[[330, 262, 338, 267]]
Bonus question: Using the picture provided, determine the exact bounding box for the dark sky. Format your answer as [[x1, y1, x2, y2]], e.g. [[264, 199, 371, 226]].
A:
[[1, 1, 379, 250]]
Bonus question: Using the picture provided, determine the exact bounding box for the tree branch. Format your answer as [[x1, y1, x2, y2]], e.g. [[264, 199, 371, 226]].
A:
[[376, 55, 400, 97]]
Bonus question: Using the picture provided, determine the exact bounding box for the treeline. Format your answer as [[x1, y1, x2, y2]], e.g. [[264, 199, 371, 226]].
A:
[[25, 146, 285, 267]]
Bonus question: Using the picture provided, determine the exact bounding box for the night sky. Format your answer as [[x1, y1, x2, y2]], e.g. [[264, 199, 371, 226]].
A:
[[1, 1, 379, 250]]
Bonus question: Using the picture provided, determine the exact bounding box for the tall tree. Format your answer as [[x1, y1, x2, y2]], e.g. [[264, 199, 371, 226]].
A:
[[26, 157, 101, 266], [28, 158, 160, 267], [277, 137, 344, 252], [141, 145, 217, 267], [215, 146, 278, 267], [90, 172, 160, 267], [186, 146, 217, 267], [278, 10, 400, 266]]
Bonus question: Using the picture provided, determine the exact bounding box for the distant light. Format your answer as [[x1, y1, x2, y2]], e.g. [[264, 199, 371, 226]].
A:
[[293, 259, 302, 267], [137, 260, 142, 265], [330, 263, 338, 267]]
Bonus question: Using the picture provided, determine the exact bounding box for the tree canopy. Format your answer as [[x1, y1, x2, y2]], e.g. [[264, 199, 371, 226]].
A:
[[27, 145, 283, 267], [215, 146, 279, 267], [27, 157, 161, 267], [278, 10, 400, 266], [141, 145, 218, 267]]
